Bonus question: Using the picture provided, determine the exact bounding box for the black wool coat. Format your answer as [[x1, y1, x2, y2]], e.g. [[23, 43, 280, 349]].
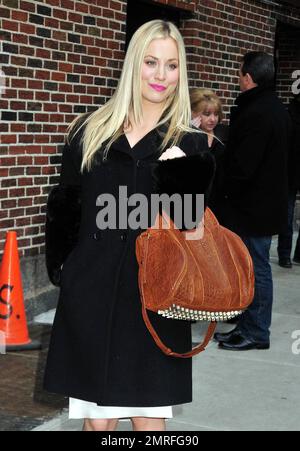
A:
[[43, 123, 214, 407], [217, 86, 291, 237]]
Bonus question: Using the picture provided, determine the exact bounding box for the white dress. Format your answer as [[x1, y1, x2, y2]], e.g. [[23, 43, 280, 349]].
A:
[[69, 397, 173, 419]]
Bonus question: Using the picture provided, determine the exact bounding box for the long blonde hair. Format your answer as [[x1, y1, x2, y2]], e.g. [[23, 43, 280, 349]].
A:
[[68, 20, 199, 171]]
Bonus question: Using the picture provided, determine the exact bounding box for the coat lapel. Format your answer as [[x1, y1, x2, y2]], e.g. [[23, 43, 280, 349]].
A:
[[109, 126, 166, 162]]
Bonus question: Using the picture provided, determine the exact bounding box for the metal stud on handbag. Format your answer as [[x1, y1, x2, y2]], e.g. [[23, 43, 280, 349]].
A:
[[135, 208, 255, 358]]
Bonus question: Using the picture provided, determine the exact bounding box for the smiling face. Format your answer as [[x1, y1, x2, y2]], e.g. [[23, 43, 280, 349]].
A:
[[141, 37, 179, 107]]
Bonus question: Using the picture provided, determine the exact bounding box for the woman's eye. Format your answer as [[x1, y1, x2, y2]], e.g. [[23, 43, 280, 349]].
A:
[[145, 60, 156, 66], [168, 64, 178, 70]]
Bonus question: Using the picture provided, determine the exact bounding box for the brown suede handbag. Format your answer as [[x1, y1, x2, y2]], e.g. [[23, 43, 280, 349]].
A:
[[135, 208, 255, 358]]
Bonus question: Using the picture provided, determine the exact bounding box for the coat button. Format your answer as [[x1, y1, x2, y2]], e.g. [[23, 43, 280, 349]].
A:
[[136, 160, 141, 167], [93, 231, 102, 241], [120, 232, 127, 241]]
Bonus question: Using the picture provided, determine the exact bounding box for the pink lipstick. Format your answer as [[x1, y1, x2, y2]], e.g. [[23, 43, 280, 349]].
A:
[[149, 84, 167, 92]]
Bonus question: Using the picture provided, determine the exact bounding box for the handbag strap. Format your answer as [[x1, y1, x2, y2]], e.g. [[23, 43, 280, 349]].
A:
[[141, 301, 217, 358]]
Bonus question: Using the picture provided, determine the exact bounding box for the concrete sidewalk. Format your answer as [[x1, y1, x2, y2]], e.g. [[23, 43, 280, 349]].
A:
[[33, 237, 300, 431]]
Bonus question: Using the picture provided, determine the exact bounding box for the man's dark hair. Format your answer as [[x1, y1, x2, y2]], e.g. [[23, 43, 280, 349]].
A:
[[241, 52, 275, 87]]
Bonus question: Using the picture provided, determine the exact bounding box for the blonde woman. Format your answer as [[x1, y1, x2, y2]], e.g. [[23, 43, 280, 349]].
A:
[[190, 88, 228, 213], [44, 20, 215, 432]]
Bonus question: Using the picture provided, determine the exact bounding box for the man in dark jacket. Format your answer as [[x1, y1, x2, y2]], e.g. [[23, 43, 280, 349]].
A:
[[277, 94, 300, 267], [215, 52, 291, 351]]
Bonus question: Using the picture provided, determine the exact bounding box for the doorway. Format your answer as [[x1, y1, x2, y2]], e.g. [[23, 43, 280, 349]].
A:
[[275, 21, 300, 104], [125, 0, 181, 50]]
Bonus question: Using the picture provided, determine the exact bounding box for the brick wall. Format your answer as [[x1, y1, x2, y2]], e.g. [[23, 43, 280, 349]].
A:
[[0, 0, 300, 258], [0, 0, 127, 257], [184, 0, 300, 112]]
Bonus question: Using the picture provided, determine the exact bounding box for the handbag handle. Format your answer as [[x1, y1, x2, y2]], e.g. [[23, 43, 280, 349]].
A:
[[141, 300, 217, 358]]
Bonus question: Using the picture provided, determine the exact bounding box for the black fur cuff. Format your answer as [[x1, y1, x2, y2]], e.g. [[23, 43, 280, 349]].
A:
[[45, 185, 81, 287], [151, 152, 216, 206]]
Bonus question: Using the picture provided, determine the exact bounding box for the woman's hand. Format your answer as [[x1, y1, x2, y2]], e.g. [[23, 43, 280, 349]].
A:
[[191, 116, 202, 128], [159, 146, 186, 161]]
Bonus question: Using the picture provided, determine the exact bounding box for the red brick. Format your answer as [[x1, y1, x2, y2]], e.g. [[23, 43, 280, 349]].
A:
[[35, 92, 51, 101], [11, 124, 26, 133], [0, 6, 10, 18], [17, 238, 31, 247], [36, 49, 51, 59], [20, 23, 35, 34], [19, 90, 34, 100], [59, 63, 73, 72], [9, 168, 25, 177], [51, 72, 66, 82], [24, 226, 39, 234], [45, 18, 60, 28], [44, 103, 58, 112], [0, 169, 9, 177], [18, 197, 32, 207], [26, 188, 41, 197], [2, 20, 19, 31], [60, 0, 75, 11], [13, 34, 28, 44], [90, 6, 103, 16], [0, 220, 14, 229], [28, 80, 43, 90], [68, 12, 83, 23], [1, 136, 17, 144], [76, 2, 89, 13], [46, 0, 60, 6], [11, 10, 28, 22], [9, 208, 26, 218], [9, 188, 25, 197], [65, 54, 78, 65], [20, 1, 36, 12]]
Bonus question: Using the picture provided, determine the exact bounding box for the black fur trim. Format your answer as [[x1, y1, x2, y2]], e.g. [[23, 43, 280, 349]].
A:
[[151, 152, 216, 206], [151, 152, 216, 230], [45, 185, 81, 287]]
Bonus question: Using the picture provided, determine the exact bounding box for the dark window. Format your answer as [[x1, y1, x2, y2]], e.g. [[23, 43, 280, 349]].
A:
[[125, 0, 183, 50]]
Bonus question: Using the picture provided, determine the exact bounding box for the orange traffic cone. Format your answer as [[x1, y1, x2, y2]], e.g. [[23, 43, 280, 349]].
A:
[[0, 231, 41, 351]]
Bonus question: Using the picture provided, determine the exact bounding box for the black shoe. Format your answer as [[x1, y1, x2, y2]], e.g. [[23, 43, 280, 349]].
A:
[[293, 256, 300, 265], [214, 327, 240, 343], [218, 333, 270, 351], [278, 258, 292, 268]]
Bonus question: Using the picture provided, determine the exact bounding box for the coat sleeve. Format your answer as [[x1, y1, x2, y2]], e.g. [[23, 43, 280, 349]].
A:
[[151, 131, 216, 230], [45, 127, 83, 287]]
